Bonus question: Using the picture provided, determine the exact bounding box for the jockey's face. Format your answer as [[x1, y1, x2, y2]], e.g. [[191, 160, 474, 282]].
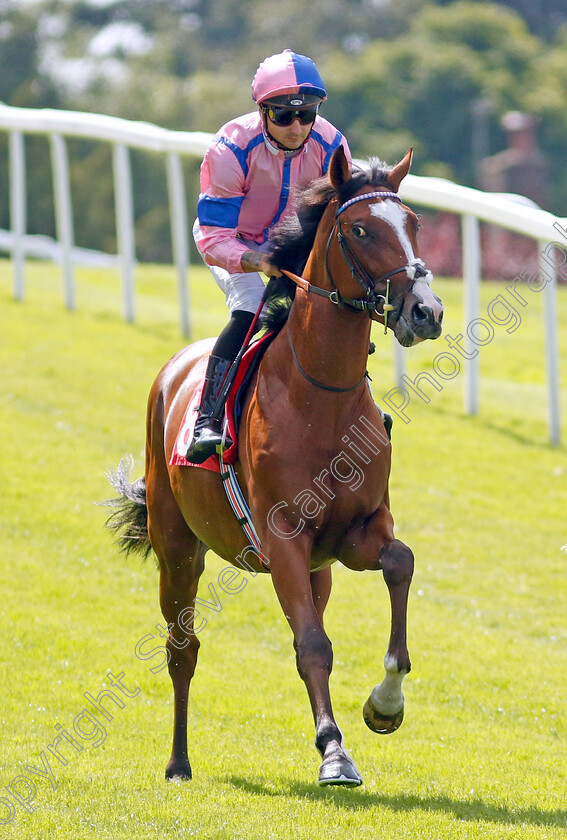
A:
[[262, 110, 313, 150]]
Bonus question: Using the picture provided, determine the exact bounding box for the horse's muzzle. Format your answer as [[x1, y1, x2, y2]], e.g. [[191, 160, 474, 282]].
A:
[[394, 284, 444, 346], [410, 301, 443, 339]]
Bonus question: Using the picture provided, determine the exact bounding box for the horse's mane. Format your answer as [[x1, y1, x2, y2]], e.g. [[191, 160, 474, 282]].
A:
[[262, 159, 395, 333]]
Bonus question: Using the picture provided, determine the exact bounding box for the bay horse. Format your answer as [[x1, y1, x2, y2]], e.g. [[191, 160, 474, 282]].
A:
[[105, 146, 444, 787]]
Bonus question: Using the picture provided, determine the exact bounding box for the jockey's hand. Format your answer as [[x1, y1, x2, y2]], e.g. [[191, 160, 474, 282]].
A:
[[241, 250, 282, 278]]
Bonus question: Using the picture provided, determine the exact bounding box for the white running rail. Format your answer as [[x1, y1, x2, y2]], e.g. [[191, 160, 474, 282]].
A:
[[0, 104, 564, 443]]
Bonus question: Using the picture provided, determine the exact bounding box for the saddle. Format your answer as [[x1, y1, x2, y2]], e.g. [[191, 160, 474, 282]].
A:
[[170, 331, 276, 473]]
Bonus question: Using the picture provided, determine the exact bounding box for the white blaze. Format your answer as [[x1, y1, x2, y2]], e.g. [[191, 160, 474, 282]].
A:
[[370, 200, 437, 307], [370, 200, 416, 263]]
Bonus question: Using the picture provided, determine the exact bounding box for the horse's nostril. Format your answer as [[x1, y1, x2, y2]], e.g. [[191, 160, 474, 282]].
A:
[[411, 303, 432, 325]]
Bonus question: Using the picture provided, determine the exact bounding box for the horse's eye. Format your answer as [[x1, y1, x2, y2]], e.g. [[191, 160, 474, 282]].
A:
[[351, 224, 366, 238]]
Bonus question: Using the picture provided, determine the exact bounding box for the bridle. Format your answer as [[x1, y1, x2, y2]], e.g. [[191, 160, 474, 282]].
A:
[[282, 189, 430, 335], [281, 188, 431, 392]]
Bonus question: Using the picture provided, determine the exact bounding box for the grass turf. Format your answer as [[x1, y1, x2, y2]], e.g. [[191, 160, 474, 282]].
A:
[[0, 257, 566, 839]]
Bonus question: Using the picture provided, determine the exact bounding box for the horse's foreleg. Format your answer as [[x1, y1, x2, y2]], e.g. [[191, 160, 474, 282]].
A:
[[266, 542, 361, 786], [363, 537, 414, 734], [310, 565, 332, 624], [338, 503, 414, 735]]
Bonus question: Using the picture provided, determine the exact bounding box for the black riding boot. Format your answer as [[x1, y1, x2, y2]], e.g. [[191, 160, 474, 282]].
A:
[[185, 355, 232, 463]]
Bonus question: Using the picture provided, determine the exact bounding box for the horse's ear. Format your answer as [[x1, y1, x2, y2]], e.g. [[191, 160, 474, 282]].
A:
[[386, 148, 413, 192], [329, 146, 350, 190]]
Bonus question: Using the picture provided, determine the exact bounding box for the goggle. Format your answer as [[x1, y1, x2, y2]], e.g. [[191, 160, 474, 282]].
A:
[[262, 104, 318, 127]]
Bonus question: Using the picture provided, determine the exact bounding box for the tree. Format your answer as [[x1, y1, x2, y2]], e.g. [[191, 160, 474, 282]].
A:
[[323, 2, 561, 203], [2, 0, 566, 258]]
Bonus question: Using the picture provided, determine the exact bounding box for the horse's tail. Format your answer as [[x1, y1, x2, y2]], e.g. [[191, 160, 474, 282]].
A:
[[100, 455, 153, 561]]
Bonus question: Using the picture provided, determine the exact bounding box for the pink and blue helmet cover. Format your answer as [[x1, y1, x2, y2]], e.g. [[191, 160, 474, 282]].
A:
[[251, 50, 327, 103]]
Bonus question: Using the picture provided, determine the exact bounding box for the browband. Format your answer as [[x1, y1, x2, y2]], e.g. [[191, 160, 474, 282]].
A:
[[337, 191, 401, 216]]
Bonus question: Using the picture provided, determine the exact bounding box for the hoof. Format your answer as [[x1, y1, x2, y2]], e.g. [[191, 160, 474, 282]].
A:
[[165, 759, 192, 781], [363, 696, 404, 734], [318, 741, 362, 787]]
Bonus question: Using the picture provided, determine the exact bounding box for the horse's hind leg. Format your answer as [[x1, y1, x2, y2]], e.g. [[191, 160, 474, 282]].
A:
[[146, 467, 205, 781]]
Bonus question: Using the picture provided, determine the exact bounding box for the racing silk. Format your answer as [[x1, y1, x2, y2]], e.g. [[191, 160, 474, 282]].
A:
[[196, 111, 352, 275]]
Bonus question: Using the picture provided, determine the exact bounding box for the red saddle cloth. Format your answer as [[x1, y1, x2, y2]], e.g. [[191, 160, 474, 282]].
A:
[[170, 331, 276, 473]]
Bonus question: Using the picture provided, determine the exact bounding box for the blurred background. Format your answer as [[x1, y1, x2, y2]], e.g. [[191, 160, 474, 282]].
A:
[[1, 0, 566, 272]]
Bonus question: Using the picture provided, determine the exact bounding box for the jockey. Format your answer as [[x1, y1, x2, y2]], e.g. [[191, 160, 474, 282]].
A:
[[186, 49, 352, 463]]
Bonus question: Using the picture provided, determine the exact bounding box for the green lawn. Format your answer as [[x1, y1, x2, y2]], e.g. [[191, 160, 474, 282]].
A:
[[1, 257, 566, 839]]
